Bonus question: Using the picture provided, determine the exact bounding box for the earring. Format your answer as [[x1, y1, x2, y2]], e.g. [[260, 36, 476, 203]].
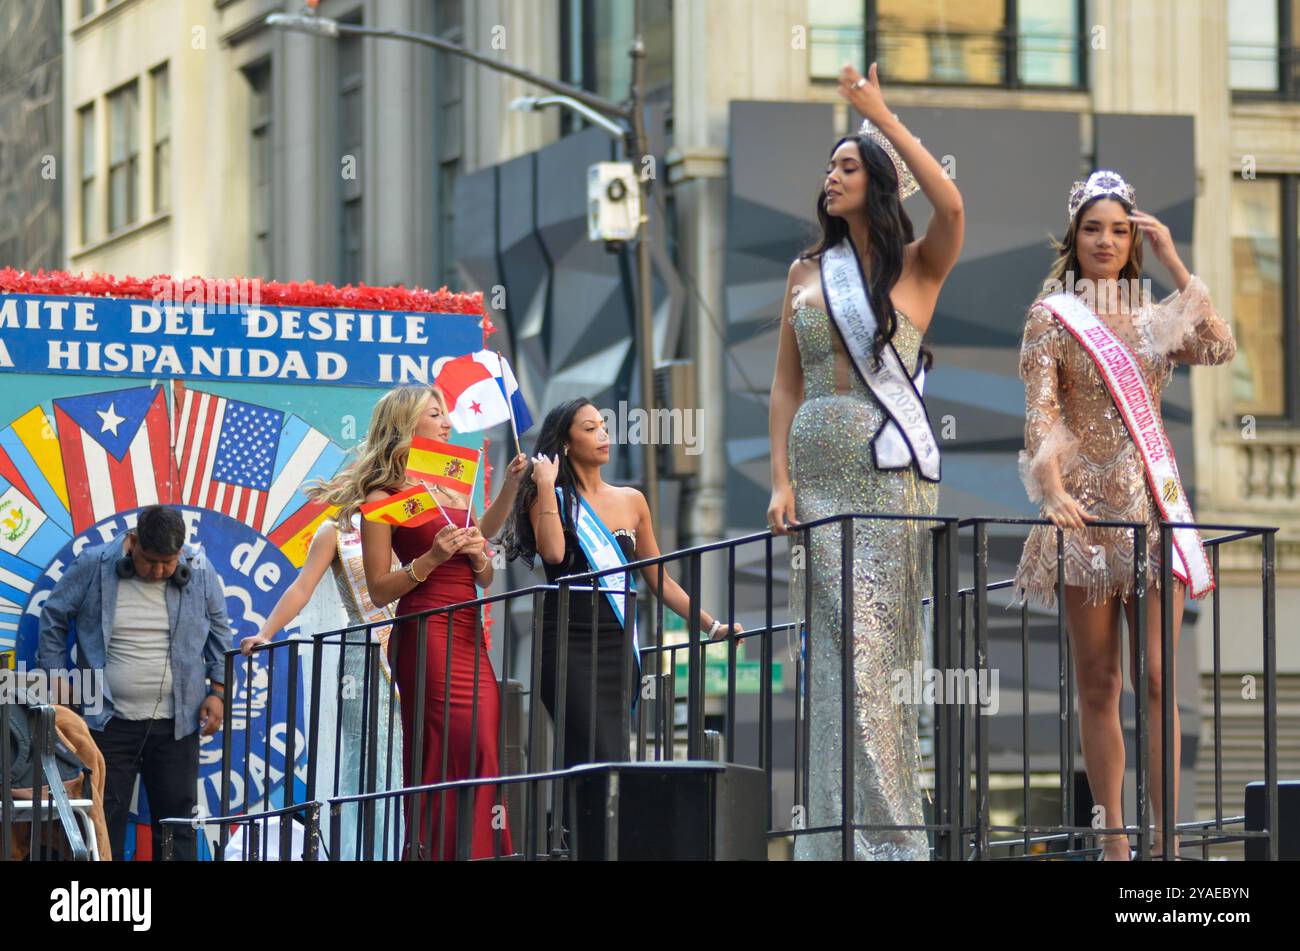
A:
[[564, 446, 569, 457]]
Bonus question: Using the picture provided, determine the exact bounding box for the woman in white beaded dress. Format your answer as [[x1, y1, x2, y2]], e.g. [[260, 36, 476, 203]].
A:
[[240, 506, 404, 860], [1013, 171, 1236, 860], [767, 63, 964, 860]]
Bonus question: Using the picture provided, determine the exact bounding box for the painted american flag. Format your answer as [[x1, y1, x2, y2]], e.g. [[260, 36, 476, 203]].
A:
[[173, 384, 283, 528]]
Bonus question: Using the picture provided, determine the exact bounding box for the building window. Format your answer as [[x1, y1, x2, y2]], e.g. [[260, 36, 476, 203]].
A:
[[338, 25, 364, 284], [811, 1, 865, 80], [811, 0, 1085, 89], [436, 0, 464, 291], [560, 0, 672, 133], [151, 63, 170, 214], [1230, 0, 1300, 97], [246, 62, 273, 279], [78, 104, 96, 245], [1230, 175, 1298, 421], [107, 81, 139, 233], [80, 0, 96, 19]]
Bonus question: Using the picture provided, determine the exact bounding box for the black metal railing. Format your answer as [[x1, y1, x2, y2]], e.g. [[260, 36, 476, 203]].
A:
[[0, 702, 91, 861], [148, 511, 1279, 862], [964, 518, 1281, 862]]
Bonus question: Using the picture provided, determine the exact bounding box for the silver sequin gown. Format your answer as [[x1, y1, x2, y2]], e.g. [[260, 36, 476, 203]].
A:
[[789, 305, 937, 861]]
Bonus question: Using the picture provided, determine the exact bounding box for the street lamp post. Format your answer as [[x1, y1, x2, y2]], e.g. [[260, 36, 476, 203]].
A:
[[266, 6, 661, 527]]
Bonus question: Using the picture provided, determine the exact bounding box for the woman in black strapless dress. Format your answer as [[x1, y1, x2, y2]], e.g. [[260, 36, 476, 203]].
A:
[[502, 398, 741, 769], [540, 527, 637, 764]]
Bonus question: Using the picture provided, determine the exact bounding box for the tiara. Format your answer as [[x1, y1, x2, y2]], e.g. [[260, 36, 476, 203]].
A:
[[858, 117, 919, 201], [1067, 170, 1135, 220]]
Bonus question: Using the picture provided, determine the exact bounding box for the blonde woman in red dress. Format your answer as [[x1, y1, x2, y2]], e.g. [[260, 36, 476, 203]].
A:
[[342, 383, 519, 859]]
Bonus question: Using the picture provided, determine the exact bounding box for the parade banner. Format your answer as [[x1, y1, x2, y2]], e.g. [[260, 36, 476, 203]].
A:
[[0, 293, 482, 387], [0, 270, 492, 859]]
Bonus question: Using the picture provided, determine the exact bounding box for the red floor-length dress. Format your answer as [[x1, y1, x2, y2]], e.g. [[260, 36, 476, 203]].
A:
[[389, 507, 512, 860]]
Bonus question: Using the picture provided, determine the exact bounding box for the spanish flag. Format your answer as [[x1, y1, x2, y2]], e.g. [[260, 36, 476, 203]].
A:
[[406, 437, 480, 494], [360, 484, 443, 527]]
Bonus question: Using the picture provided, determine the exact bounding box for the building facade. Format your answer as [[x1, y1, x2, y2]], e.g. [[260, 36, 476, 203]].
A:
[[56, 0, 1299, 851], [1, 0, 62, 271]]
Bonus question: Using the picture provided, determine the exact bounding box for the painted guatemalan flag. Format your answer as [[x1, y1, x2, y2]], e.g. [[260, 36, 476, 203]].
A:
[[0, 405, 73, 535]]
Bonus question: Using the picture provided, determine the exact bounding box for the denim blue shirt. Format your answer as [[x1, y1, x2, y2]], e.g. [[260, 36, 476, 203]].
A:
[[37, 537, 232, 740]]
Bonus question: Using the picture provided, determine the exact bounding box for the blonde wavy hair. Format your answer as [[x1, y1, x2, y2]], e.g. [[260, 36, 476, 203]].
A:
[[310, 383, 449, 525]]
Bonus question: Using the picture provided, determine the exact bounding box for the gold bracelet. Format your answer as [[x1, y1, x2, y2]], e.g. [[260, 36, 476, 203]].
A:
[[539, 509, 559, 518], [471, 556, 490, 573], [403, 559, 429, 584]]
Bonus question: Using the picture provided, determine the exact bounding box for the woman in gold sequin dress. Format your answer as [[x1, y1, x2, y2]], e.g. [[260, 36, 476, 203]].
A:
[[768, 64, 964, 860], [1013, 172, 1236, 860]]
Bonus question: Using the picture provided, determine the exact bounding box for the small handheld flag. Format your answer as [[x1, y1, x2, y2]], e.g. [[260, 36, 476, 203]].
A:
[[434, 350, 534, 435], [497, 349, 523, 458], [360, 484, 442, 527], [406, 437, 480, 494]]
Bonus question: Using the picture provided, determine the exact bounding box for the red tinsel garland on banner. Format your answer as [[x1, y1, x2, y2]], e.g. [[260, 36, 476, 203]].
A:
[[0, 267, 491, 318]]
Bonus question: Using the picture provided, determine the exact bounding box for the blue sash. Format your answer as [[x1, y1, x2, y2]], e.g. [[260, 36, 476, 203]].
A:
[[557, 487, 641, 672]]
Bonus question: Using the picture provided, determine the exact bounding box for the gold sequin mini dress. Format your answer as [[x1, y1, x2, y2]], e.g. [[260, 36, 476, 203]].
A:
[[1013, 277, 1236, 608]]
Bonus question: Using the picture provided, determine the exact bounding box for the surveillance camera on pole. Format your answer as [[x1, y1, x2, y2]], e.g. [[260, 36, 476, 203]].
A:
[[266, 3, 662, 530], [588, 163, 640, 251]]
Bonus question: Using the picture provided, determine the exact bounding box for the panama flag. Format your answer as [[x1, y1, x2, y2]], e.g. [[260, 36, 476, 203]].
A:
[[54, 386, 176, 535], [433, 350, 534, 435]]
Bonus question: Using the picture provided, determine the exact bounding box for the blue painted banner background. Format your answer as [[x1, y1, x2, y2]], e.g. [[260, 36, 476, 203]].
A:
[[0, 293, 483, 387], [0, 292, 487, 859]]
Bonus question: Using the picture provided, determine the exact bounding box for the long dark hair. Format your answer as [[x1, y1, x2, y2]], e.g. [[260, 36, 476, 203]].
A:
[[799, 133, 931, 371], [500, 397, 595, 568]]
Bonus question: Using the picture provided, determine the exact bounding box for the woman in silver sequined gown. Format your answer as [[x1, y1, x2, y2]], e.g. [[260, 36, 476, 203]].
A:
[[768, 64, 964, 860]]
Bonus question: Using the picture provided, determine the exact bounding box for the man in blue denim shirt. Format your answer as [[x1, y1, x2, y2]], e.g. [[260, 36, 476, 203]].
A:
[[38, 505, 231, 860]]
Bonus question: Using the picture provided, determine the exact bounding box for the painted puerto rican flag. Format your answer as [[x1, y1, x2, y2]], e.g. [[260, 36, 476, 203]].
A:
[[52, 386, 177, 535], [433, 350, 534, 435]]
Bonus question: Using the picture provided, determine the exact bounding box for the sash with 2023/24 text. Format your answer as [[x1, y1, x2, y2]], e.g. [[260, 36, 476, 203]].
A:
[[557, 487, 640, 672], [819, 236, 941, 482], [1039, 292, 1213, 597], [336, 514, 398, 684]]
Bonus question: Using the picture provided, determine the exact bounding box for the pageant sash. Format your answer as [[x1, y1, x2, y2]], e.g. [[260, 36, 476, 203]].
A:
[[336, 514, 398, 682], [1040, 293, 1214, 597], [557, 488, 641, 670], [820, 237, 940, 482]]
